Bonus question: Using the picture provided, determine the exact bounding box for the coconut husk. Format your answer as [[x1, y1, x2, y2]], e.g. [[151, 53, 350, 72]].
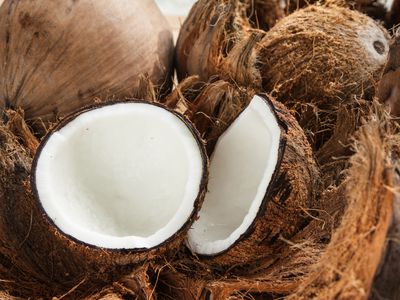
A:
[[289, 107, 396, 300], [0, 0, 173, 129], [370, 171, 400, 299], [176, 1, 390, 156], [259, 5, 389, 103], [175, 0, 265, 89], [246, 0, 285, 31], [285, 0, 388, 23], [177, 2, 390, 102], [79, 265, 157, 300]]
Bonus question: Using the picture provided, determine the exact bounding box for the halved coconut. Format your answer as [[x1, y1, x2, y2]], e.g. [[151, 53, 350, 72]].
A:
[[32, 101, 207, 252], [0, 101, 207, 298], [187, 95, 318, 266]]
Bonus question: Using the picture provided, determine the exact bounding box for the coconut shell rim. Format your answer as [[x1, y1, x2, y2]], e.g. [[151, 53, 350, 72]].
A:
[[30, 99, 209, 254]]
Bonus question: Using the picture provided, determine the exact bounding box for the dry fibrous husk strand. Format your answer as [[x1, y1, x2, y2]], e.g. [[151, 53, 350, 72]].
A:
[[0, 0, 173, 130], [165, 77, 248, 154], [370, 171, 400, 299], [0, 98, 208, 298]]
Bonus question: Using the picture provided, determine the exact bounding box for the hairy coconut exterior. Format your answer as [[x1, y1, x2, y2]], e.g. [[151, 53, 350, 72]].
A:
[[289, 110, 396, 300], [176, 2, 389, 155], [0, 0, 173, 127], [0, 104, 207, 298], [260, 5, 389, 103], [175, 0, 265, 89]]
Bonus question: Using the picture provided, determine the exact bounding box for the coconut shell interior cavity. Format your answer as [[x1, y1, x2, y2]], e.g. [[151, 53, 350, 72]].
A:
[[33, 101, 206, 250], [188, 95, 281, 255]]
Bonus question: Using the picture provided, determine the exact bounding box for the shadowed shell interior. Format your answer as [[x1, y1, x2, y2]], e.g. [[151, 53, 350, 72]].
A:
[[33, 102, 205, 250], [187, 95, 281, 255]]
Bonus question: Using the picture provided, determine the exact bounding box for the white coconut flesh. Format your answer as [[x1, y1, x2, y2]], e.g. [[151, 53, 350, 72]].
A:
[[187, 96, 282, 255], [34, 102, 204, 250]]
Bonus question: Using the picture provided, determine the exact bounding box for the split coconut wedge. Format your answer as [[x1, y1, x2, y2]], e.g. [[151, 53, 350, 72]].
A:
[[0, 0, 173, 129], [187, 95, 318, 266], [33, 101, 207, 251]]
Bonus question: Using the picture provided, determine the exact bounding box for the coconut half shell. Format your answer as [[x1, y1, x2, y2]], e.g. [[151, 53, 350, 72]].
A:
[[164, 79, 319, 268], [0, 100, 207, 298]]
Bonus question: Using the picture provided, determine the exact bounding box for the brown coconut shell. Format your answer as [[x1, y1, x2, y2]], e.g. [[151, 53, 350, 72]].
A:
[[0, 102, 207, 298], [0, 0, 173, 130], [165, 79, 319, 269]]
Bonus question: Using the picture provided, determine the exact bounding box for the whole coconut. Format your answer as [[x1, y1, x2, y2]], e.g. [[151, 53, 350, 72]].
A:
[[259, 5, 390, 103], [0, 0, 173, 129]]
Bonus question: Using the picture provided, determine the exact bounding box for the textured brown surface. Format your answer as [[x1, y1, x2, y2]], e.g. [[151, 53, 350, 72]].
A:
[[260, 5, 389, 103], [0, 0, 174, 128], [175, 0, 266, 88]]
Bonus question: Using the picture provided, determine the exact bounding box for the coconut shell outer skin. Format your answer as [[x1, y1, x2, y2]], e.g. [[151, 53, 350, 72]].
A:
[[190, 95, 319, 268], [259, 5, 390, 104], [0, 0, 174, 126], [0, 102, 208, 298]]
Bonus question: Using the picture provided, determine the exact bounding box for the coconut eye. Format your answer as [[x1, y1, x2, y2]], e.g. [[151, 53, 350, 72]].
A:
[[373, 41, 385, 55]]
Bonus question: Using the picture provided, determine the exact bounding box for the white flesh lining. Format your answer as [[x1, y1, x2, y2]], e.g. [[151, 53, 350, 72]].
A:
[[187, 96, 281, 255], [35, 103, 203, 249]]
